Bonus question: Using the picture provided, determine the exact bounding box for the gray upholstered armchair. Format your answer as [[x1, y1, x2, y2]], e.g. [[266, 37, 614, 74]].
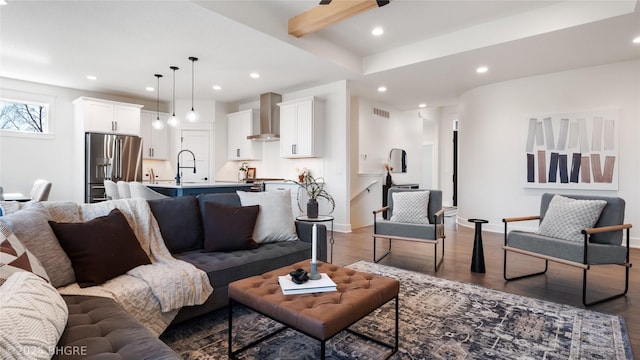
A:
[[503, 193, 632, 306], [373, 188, 445, 272]]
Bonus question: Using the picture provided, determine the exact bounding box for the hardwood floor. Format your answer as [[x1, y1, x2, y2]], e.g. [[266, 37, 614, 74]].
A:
[[330, 221, 639, 357]]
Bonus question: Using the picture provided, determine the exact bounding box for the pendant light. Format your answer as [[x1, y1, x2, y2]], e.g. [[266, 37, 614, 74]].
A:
[[167, 66, 179, 127], [152, 74, 164, 130], [185, 56, 199, 122]]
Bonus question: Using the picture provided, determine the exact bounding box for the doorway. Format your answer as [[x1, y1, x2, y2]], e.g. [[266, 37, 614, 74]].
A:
[[180, 130, 210, 183], [453, 129, 458, 207]]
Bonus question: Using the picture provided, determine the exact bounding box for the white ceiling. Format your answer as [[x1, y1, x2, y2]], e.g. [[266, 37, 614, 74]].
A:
[[1, 0, 639, 111]]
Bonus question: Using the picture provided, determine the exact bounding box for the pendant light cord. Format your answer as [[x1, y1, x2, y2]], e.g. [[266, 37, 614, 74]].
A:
[[188, 57, 198, 111], [170, 66, 178, 116], [155, 74, 161, 120]]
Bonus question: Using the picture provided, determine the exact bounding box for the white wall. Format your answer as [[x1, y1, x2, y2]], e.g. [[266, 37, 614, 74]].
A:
[[0, 78, 162, 201], [351, 97, 424, 229], [420, 107, 441, 190], [457, 60, 640, 246]]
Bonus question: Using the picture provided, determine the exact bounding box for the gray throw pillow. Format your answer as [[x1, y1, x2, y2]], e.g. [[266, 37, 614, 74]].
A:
[[236, 190, 299, 243], [537, 195, 607, 242], [0, 204, 76, 288]]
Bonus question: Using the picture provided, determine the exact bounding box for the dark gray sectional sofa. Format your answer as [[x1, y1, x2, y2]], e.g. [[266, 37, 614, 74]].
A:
[[149, 193, 328, 323], [50, 192, 327, 359], [58, 296, 180, 360]]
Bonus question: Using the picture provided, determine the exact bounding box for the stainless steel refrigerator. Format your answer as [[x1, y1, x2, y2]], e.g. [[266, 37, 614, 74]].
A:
[[85, 132, 143, 203]]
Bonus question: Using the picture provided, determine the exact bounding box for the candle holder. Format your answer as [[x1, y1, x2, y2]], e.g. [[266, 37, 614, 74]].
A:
[[309, 261, 321, 280]]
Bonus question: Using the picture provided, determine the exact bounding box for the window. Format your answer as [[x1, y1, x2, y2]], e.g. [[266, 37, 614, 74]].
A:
[[0, 90, 55, 137]]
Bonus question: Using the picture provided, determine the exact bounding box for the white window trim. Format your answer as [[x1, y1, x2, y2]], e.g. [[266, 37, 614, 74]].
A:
[[0, 89, 56, 139]]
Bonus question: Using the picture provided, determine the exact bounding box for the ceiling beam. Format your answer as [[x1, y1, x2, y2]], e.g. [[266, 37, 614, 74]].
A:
[[288, 0, 385, 38]]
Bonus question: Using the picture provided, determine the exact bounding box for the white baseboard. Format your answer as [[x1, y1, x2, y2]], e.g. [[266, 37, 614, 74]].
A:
[[334, 223, 352, 233]]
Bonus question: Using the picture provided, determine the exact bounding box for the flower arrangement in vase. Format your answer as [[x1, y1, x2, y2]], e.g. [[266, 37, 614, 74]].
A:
[[289, 173, 335, 218], [238, 162, 249, 182], [384, 162, 393, 187], [295, 167, 310, 182]]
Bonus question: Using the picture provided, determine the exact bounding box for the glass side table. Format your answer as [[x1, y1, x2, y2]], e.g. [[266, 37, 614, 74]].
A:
[[296, 215, 335, 263]]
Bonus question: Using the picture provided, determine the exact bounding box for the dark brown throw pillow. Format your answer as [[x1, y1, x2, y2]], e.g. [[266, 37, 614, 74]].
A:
[[48, 208, 151, 288], [203, 202, 260, 252]]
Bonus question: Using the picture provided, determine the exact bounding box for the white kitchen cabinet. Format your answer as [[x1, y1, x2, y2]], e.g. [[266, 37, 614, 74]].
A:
[[278, 96, 324, 158], [73, 97, 142, 135], [227, 109, 262, 161], [140, 110, 169, 160]]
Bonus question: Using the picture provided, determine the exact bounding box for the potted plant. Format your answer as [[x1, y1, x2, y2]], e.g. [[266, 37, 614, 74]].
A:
[[290, 174, 335, 218]]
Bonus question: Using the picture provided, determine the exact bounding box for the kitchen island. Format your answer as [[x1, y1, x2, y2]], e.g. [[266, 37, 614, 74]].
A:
[[146, 182, 260, 197]]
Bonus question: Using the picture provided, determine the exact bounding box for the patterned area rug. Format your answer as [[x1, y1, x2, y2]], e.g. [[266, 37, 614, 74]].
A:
[[161, 261, 632, 359]]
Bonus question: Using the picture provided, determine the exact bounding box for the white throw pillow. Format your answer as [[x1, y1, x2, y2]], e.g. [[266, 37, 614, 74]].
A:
[[390, 191, 430, 224], [236, 190, 299, 243], [0, 271, 69, 360], [537, 195, 607, 242]]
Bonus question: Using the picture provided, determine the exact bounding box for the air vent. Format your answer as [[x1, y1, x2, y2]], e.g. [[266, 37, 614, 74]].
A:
[[372, 107, 390, 118]]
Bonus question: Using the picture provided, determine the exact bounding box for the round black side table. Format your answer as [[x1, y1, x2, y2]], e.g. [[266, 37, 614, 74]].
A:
[[468, 218, 488, 273]]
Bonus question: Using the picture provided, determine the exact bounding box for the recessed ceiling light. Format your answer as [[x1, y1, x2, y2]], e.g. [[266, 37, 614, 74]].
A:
[[476, 66, 488, 74], [0, 1, 8, 6], [633, 36, 640, 44], [212, 85, 222, 90], [377, 86, 387, 92], [145, 86, 154, 92], [371, 27, 384, 36], [86, 75, 97, 80], [419, 103, 427, 108], [250, 72, 260, 79]]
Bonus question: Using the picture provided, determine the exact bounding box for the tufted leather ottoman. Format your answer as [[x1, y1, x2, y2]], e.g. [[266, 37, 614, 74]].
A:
[[228, 260, 400, 359]]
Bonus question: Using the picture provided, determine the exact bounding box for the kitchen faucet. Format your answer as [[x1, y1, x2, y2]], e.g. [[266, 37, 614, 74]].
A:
[[175, 149, 197, 185]]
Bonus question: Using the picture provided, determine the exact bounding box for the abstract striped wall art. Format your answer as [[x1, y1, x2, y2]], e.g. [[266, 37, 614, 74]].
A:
[[523, 110, 618, 190]]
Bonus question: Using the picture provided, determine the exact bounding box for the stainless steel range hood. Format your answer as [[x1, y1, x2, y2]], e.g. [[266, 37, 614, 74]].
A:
[[247, 92, 282, 141]]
